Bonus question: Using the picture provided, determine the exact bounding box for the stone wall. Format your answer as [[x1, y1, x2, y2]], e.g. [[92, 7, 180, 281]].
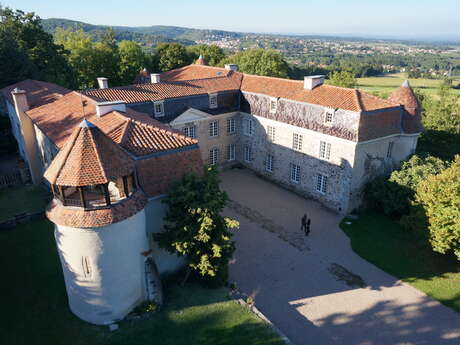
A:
[[237, 112, 356, 213]]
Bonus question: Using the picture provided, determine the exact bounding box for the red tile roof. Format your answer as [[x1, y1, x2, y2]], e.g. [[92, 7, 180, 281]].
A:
[[388, 80, 423, 133], [194, 55, 207, 66], [161, 65, 231, 81], [44, 119, 135, 187], [82, 75, 241, 104], [1, 79, 70, 109]]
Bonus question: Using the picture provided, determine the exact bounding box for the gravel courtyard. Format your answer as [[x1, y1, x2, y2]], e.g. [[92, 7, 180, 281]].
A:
[[221, 168, 460, 345]]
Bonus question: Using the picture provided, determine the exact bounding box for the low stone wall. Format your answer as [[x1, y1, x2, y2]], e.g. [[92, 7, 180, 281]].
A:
[[0, 210, 45, 230]]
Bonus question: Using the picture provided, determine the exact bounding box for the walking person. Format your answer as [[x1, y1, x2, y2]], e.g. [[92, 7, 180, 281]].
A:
[[301, 213, 307, 235], [305, 218, 311, 237]]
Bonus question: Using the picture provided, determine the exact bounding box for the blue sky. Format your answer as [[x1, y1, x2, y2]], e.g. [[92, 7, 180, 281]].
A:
[[4, 0, 460, 39]]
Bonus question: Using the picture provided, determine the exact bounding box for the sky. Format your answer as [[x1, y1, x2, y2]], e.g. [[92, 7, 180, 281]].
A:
[[4, 0, 460, 40]]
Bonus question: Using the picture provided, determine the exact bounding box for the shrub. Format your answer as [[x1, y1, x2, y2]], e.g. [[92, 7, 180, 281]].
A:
[[365, 155, 447, 218]]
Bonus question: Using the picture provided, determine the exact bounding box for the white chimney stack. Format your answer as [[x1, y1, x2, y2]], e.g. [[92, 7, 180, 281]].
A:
[[304, 75, 325, 90], [225, 64, 238, 71], [97, 77, 108, 89], [151, 73, 161, 83], [96, 100, 126, 116]]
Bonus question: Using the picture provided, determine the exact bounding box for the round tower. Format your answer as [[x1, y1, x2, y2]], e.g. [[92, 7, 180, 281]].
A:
[[44, 119, 151, 325], [195, 54, 207, 65], [388, 80, 424, 133]]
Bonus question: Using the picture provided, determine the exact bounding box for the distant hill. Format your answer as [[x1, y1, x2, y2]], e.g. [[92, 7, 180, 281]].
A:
[[41, 18, 242, 46]]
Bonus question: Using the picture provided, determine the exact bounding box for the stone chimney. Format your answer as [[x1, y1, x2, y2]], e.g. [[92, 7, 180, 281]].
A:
[[150, 73, 161, 83], [11, 89, 42, 184], [304, 75, 325, 90], [97, 77, 109, 89], [225, 64, 238, 71], [96, 101, 126, 116]]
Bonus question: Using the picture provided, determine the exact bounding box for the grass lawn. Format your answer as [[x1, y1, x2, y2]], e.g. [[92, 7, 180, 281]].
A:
[[0, 220, 284, 345], [356, 72, 460, 98], [341, 211, 460, 313], [0, 184, 49, 221]]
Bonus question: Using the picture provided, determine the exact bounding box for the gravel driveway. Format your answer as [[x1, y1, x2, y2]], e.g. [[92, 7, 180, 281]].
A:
[[221, 168, 460, 345]]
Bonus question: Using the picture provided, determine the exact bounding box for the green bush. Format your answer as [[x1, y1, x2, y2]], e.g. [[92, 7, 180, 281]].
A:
[[365, 155, 447, 218]]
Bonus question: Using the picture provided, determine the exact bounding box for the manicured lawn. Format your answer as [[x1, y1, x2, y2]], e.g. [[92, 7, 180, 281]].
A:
[[0, 184, 49, 221], [0, 220, 284, 345], [356, 72, 460, 98], [341, 211, 460, 313]]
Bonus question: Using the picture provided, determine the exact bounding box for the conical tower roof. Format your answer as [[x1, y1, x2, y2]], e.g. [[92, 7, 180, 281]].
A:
[[388, 80, 419, 115], [195, 54, 207, 65], [44, 119, 135, 186]]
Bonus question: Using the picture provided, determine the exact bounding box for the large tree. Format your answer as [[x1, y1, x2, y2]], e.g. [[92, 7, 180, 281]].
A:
[[413, 156, 460, 260], [0, 7, 75, 88], [328, 71, 357, 88], [156, 43, 192, 72], [118, 40, 148, 85], [187, 44, 225, 66], [221, 48, 289, 78], [154, 167, 239, 286]]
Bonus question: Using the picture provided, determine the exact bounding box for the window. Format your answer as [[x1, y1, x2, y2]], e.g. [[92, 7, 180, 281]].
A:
[[82, 256, 92, 279], [267, 126, 276, 142], [316, 174, 328, 194], [319, 141, 331, 160], [324, 111, 334, 124], [270, 98, 278, 113], [227, 117, 236, 134], [292, 133, 303, 151], [209, 148, 219, 165], [183, 126, 196, 139], [209, 93, 218, 109], [244, 145, 252, 162], [243, 118, 254, 136], [290, 163, 300, 183], [227, 144, 235, 161], [266, 154, 274, 172], [153, 101, 164, 117], [387, 141, 394, 158], [209, 121, 219, 137]]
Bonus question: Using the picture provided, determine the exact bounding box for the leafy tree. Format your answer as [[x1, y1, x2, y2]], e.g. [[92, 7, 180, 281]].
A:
[[221, 48, 289, 78], [365, 155, 447, 218], [412, 156, 460, 260], [187, 44, 225, 66], [118, 40, 148, 85], [154, 167, 239, 286], [156, 43, 191, 72], [0, 6, 75, 88], [328, 71, 357, 88]]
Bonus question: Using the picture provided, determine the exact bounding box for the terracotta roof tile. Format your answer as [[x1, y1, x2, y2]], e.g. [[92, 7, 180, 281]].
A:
[[388, 80, 423, 133], [1, 79, 70, 109], [82, 75, 241, 104], [194, 55, 207, 66], [161, 65, 230, 81], [43, 119, 135, 187]]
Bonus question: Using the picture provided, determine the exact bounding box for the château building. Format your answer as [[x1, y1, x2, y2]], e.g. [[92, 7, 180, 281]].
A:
[[0, 58, 422, 325]]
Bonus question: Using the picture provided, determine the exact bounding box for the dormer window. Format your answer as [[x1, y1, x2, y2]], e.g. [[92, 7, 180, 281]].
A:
[[270, 98, 278, 114], [209, 93, 218, 109], [154, 101, 164, 117], [324, 109, 335, 124]]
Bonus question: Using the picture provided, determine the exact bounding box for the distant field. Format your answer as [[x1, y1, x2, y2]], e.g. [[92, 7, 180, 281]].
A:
[[357, 72, 460, 98]]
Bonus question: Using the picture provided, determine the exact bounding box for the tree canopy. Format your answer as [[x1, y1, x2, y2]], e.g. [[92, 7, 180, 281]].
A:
[[221, 48, 289, 78], [156, 43, 192, 72], [154, 167, 239, 286], [186, 44, 225, 66], [328, 71, 357, 88]]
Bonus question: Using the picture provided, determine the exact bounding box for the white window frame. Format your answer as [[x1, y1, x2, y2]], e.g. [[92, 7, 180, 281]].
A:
[[319, 141, 331, 160], [266, 154, 274, 172], [267, 125, 276, 142], [227, 144, 235, 161], [227, 117, 236, 134], [290, 163, 301, 183], [183, 125, 196, 139], [209, 148, 219, 165], [324, 109, 335, 125], [316, 174, 328, 194], [153, 101, 164, 118], [387, 141, 394, 158], [209, 120, 219, 138], [292, 133, 303, 151], [270, 98, 278, 114], [244, 145, 252, 163], [209, 93, 218, 109], [243, 118, 254, 136]]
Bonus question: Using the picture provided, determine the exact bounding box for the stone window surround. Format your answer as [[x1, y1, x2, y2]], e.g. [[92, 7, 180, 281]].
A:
[[316, 173, 328, 194], [153, 100, 164, 117], [265, 154, 274, 172], [324, 107, 336, 125], [244, 145, 252, 163], [267, 125, 276, 142], [319, 140, 331, 160], [209, 93, 218, 109], [209, 147, 219, 165], [292, 133, 303, 151], [243, 117, 254, 136], [227, 117, 236, 135], [269, 97, 278, 114], [227, 144, 236, 161], [290, 163, 301, 183], [183, 125, 196, 139], [209, 120, 219, 138]]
